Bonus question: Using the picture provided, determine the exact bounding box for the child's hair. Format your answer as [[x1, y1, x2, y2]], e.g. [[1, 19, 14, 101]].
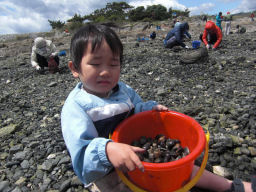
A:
[[70, 23, 123, 72]]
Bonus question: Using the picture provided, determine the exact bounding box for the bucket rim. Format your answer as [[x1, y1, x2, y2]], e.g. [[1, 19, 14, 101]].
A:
[[112, 110, 206, 171]]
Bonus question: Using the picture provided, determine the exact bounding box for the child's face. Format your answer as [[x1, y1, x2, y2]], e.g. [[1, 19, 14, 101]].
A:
[[70, 39, 120, 98]]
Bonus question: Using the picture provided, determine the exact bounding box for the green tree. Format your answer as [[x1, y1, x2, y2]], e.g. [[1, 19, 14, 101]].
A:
[[87, 9, 106, 22], [146, 4, 168, 20], [48, 20, 65, 29], [168, 7, 173, 16], [105, 2, 132, 20], [67, 14, 84, 23], [128, 6, 146, 21], [86, 2, 132, 22], [183, 8, 190, 17]]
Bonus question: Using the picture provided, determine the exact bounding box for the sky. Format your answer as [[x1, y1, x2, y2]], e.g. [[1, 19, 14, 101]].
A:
[[0, 0, 255, 35]]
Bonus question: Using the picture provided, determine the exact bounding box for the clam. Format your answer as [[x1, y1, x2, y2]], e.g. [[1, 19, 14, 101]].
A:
[[131, 134, 190, 163]]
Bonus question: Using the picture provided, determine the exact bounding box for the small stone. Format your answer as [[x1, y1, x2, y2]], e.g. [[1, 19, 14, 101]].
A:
[[212, 165, 232, 178], [48, 82, 57, 87], [0, 181, 9, 191], [248, 147, 256, 156], [15, 177, 26, 185]]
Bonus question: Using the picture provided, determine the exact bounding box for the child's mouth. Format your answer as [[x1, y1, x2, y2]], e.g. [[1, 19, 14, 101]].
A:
[[98, 80, 110, 85]]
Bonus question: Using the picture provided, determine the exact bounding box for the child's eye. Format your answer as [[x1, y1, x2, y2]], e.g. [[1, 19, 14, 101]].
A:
[[111, 63, 120, 67], [89, 63, 99, 66]]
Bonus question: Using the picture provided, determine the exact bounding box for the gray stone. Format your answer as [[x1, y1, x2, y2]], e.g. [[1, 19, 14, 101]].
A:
[[59, 179, 71, 192], [0, 124, 19, 137], [12, 151, 28, 161], [21, 160, 30, 169], [0, 19, 256, 191], [48, 82, 57, 87], [0, 181, 9, 191], [9, 144, 23, 154]]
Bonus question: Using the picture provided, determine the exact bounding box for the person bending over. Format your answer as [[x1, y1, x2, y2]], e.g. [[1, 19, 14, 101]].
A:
[[163, 22, 191, 49], [31, 37, 59, 73], [200, 20, 222, 50]]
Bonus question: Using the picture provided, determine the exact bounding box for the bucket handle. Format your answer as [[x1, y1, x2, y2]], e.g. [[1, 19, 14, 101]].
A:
[[115, 131, 210, 192]]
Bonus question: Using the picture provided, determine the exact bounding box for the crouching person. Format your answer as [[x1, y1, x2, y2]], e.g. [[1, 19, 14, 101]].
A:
[[163, 22, 191, 49], [31, 37, 59, 73], [200, 20, 222, 50]]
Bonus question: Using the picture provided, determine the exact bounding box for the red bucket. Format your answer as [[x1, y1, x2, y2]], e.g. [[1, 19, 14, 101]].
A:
[[111, 111, 206, 192]]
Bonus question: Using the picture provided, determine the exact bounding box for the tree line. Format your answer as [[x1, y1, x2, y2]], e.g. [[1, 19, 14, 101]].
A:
[[48, 2, 190, 30]]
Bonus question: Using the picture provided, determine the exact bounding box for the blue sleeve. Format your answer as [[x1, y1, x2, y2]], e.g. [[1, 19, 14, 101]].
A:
[[184, 31, 191, 39], [61, 99, 113, 185], [164, 30, 173, 41], [122, 83, 157, 114], [175, 27, 185, 47]]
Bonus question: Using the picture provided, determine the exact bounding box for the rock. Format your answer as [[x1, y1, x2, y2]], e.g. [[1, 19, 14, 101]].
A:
[[179, 47, 208, 64], [20, 160, 30, 169], [59, 179, 71, 192], [14, 177, 26, 185], [47, 82, 57, 87], [0, 181, 9, 191], [0, 18, 256, 191], [248, 147, 256, 156], [0, 124, 19, 137], [212, 165, 233, 178]]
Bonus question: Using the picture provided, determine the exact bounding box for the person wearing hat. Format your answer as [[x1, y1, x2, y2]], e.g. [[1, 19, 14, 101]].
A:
[[224, 12, 232, 36], [31, 37, 59, 73], [163, 22, 191, 49], [200, 20, 222, 50]]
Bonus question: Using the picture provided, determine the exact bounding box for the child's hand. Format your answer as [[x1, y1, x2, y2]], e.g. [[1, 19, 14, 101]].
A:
[[106, 142, 145, 173], [152, 104, 169, 111]]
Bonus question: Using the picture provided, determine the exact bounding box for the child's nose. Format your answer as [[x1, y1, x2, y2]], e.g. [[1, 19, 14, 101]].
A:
[[99, 67, 110, 76]]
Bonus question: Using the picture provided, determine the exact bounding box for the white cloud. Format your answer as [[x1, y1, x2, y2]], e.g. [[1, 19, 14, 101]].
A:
[[188, 3, 215, 16], [0, 0, 255, 35], [233, 0, 256, 13], [0, 0, 186, 35], [216, 0, 234, 2], [128, 0, 186, 11], [0, 1, 51, 34]]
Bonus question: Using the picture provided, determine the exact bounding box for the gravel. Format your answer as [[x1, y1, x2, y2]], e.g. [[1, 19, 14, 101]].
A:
[[0, 20, 256, 191]]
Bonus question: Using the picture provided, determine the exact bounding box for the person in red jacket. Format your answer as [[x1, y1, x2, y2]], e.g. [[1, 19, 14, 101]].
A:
[[250, 12, 255, 21], [200, 20, 222, 50]]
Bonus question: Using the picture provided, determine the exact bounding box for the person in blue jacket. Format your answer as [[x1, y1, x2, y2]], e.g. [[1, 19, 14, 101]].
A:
[[216, 12, 223, 30], [150, 31, 156, 39], [61, 23, 254, 192], [163, 22, 191, 49]]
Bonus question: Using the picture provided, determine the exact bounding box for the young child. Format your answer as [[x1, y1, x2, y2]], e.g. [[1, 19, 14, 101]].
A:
[[61, 24, 254, 192]]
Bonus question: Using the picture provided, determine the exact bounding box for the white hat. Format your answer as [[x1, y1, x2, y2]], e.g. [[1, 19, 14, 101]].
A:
[[35, 37, 46, 49], [34, 37, 50, 57]]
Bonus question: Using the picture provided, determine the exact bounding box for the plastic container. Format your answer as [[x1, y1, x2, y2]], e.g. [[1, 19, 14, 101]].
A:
[[192, 41, 201, 49], [58, 50, 66, 56], [111, 111, 206, 192]]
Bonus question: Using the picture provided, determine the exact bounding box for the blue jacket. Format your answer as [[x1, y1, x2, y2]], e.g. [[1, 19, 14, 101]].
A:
[[164, 22, 191, 47], [61, 82, 157, 185], [216, 15, 222, 30]]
